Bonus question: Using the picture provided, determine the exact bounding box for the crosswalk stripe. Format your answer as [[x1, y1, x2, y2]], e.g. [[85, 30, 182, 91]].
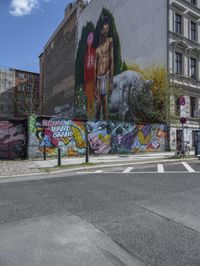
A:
[[182, 162, 195, 173], [157, 164, 164, 173], [123, 167, 134, 173], [95, 170, 103, 173]]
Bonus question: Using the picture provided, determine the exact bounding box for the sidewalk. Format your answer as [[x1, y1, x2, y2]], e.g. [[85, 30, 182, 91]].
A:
[[0, 212, 144, 266], [0, 152, 179, 178]]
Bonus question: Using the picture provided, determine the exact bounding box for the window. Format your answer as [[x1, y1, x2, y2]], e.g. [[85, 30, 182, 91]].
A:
[[190, 58, 197, 79], [175, 97, 180, 116], [191, 0, 196, 5], [191, 21, 197, 41], [190, 97, 197, 117], [175, 52, 182, 75], [20, 84, 25, 91], [175, 13, 182, 34]]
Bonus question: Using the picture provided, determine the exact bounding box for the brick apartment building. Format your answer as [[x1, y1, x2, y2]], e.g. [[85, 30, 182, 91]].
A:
[[0, 67, 40, 118], [14, 69, 40, 117]]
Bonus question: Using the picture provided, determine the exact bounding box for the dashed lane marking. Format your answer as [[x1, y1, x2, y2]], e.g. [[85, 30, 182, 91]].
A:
[[123, 167, 134, 173], [94, 170, 103, 173], [157, 164, 164, 173], [182, 162, 195, 173]]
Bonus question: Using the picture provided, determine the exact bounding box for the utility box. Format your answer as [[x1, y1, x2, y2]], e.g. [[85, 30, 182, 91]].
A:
[[194, 131, 200, 157]]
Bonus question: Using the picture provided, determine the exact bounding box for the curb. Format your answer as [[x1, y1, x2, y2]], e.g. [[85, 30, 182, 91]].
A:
[[49, 157, 195, 173], [0, 157, 196, 180]]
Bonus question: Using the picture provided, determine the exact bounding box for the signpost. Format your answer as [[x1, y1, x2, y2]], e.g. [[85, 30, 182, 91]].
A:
[[179, 96, 186, 106], [194, 109, 200, 129], [179, 96, 186, 153], [180, 117, 186, 124]]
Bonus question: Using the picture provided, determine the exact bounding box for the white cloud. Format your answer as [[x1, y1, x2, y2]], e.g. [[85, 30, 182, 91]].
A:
[[9, 0, 50, 16]]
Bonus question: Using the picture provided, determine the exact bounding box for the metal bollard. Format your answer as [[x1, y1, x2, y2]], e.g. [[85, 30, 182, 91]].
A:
[[58, 148, 61, 166], [43, 146, 46, 161], [85, 146, 89, 164]]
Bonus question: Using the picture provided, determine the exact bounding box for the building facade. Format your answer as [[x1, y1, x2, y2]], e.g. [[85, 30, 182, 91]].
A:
[[14, 69, 40, 117], [168, 0, 200, 149], [0, 68, 40, 118], [40, 0, 87, 116], [40, 0, 200, 150], [0, 67, 15, 118]]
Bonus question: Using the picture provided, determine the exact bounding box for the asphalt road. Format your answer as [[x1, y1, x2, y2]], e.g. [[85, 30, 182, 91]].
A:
[[1, 159, 200, 265]]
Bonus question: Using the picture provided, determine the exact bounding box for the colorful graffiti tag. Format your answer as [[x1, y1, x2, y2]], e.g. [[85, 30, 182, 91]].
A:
[[87, 121, 167, 154], [29, 117, 86, 157], [0, 120, 27, 159], [28, 116, 167, 158]]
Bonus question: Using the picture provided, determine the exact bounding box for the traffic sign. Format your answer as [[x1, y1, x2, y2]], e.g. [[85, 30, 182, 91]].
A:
[[180, 117, 186, 124], [179, 96, 186, 106]]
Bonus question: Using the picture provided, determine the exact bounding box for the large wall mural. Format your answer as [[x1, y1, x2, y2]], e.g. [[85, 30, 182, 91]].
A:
[[0, 120, 27, 159], [87, 121, 167, 154], [74, 8, 154, 123], [28, 116, 86, 158]]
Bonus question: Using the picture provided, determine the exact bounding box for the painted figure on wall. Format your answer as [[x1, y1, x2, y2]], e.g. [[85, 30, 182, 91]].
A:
[[84, 32, 96, 120], [95, 16, 114, 120]]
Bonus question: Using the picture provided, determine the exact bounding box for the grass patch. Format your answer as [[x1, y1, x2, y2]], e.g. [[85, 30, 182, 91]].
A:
[[40, 162, 98, 173]]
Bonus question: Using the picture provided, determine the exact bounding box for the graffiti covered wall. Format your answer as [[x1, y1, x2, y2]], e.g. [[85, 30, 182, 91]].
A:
[[87, 121, 167, 154], [28, 116, 86, 158], [28, 116, 167, 158], [0, 119, 27, 159]]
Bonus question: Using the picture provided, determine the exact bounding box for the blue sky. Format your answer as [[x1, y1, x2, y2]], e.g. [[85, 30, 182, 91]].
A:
[[0, 0, 70, 73]]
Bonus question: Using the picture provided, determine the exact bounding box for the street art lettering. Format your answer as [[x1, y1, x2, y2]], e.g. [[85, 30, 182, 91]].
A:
[[0, 120, 27, 159], [29, 117, 86, 157]]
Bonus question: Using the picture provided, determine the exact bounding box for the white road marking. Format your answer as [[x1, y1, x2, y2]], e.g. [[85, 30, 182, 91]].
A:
[[157, 164, 164, 173], [123, 167, 134, 173], [95, 170, 103, 173], [182, 162, 195, 173]]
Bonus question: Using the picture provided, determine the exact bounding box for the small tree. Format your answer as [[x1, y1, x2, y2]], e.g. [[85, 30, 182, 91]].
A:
[[127, 64, 183, 124]]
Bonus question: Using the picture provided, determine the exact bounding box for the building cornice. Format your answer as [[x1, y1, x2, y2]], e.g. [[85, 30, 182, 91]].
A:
[[169, 31, 200, 50], [177, 0, 200, 13], [169, 73, 200, 90]]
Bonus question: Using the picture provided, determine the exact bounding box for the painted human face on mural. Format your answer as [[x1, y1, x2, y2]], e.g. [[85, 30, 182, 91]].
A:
[[101, 22, 109, 38]]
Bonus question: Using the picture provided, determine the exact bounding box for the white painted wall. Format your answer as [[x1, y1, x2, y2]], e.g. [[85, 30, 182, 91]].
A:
[[77, 0, 168, 68]]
